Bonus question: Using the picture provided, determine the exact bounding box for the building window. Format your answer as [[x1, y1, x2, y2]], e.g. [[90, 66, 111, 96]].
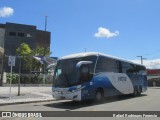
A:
[[18, 33, 25, 37], [26, 33, 32, 37], [9, 32, 16, 36]]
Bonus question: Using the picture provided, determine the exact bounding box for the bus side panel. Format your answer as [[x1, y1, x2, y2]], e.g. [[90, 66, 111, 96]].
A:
[[127, 74, 147, 93], [81, 81, 96, 100], [143, 76, 148, 92], [93, 74, 124, 97], [81, 74, 124, 100]]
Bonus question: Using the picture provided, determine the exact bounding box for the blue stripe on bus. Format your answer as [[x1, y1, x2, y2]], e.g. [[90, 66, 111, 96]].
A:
[[127, 74, 147, 92], [81, 74, 123, 100]]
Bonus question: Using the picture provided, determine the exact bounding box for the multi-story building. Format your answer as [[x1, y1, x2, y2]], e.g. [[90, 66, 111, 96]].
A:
[[0, 22, 51, 85]]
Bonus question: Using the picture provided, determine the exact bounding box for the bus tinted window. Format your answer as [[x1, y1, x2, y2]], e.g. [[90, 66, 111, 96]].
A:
[[136, 65, 146, 75], [121, 62, 136, 74], [96, 56, 119, 73], [53, 55, 97, 87], [121, 61, 146, 75]]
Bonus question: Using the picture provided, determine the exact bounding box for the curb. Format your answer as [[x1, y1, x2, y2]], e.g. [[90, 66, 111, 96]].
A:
[[0, 99, 56, 106]]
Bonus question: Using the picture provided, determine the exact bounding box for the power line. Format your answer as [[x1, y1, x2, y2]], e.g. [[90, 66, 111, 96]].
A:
[[141, 49, 160, 57], [147, 55, 160, 60]]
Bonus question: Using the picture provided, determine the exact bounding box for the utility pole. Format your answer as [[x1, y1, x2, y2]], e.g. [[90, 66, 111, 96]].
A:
[[45, 16, 48, 31], [84, 48, 87, 52], [43, 15, 48, 85], [137, 56, 147, 64], [18, 55, 21, 96]]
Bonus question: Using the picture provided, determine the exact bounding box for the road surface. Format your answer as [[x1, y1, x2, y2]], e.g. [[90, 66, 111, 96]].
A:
[[0, 87, 160, 119]]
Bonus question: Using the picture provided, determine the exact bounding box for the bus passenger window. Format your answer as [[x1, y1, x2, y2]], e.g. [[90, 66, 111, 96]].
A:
[[96, 56, 119, 73]]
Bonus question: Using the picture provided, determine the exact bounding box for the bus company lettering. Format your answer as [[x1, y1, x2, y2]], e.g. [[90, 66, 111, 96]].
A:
[[118, 77, 127, 81]]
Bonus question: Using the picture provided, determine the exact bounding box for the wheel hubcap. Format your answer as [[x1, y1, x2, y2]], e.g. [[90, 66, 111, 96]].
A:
[[96, 92, 102, 101]]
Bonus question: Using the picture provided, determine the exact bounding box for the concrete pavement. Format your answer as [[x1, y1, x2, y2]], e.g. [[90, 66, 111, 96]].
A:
[[0, 86, 55, 106]]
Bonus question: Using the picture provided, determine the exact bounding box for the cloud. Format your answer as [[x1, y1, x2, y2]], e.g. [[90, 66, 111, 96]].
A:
[[0, 7, 14, 17], [94, 27, 119, 38], [131, 59, 160, 69]]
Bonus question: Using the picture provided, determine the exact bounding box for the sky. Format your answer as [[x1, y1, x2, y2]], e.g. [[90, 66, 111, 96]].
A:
[[0, 0, 160, 68]]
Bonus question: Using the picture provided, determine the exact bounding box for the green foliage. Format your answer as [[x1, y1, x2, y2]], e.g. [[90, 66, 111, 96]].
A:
[[32, 47, 51, 56], [16, 43, 31, 56], [31, 47, 51, 72], [20, 75, 42, 84], [6, 73, 19, 84], [15, 43, 52, 84], [16, 43, 32, 72], [6, 73, 51, 84], [16, 43, 51, 73]]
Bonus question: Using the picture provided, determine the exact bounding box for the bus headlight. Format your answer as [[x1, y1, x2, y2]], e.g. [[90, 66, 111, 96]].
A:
[[71, 90, 76, 92], [55, 91, 71, 94], [63, 91, 70, 94]]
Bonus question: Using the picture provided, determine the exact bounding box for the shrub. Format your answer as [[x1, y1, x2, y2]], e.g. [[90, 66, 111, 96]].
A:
[[6, 73, 19, 84]]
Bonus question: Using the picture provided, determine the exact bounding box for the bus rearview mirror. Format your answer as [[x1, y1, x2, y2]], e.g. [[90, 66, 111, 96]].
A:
[[76, 61, 93, 70]]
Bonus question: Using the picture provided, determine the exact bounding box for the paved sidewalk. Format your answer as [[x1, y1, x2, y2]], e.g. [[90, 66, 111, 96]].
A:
[[0, 86, 55, 106]]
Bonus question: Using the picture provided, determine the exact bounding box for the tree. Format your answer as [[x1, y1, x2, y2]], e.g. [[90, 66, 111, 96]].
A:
[[16, 43, 31, 71], [16, 43, 52, 73], [16, 43, 32, 95], [31, 47, 51, 71], [16, 43, 31, 56]]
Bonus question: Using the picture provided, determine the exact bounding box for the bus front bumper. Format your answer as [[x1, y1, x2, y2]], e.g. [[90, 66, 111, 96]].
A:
[[52, 89, 82, 101]]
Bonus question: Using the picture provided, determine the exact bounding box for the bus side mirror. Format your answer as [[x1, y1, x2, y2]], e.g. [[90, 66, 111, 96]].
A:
[[76, 61, 93, 82], [76, 61, 93, 70]]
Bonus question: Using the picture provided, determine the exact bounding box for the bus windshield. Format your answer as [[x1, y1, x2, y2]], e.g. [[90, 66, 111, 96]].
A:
[[53, 56, 97, 87]]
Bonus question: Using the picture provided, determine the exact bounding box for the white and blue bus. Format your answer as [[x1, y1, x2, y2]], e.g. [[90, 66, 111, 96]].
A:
[[52, 52, 147, 102]]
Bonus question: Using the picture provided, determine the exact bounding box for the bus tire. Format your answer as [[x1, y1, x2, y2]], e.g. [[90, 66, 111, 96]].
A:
[[133, 87, 138, 96], [95, 89, 104, 103], [137, 86, 142, 96]]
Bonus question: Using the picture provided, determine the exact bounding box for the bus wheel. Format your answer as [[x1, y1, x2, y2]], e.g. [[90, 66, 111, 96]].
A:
[[133, 87, 138, 96], [95, 89, 104, 103], [137, 87, 142, 96]]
